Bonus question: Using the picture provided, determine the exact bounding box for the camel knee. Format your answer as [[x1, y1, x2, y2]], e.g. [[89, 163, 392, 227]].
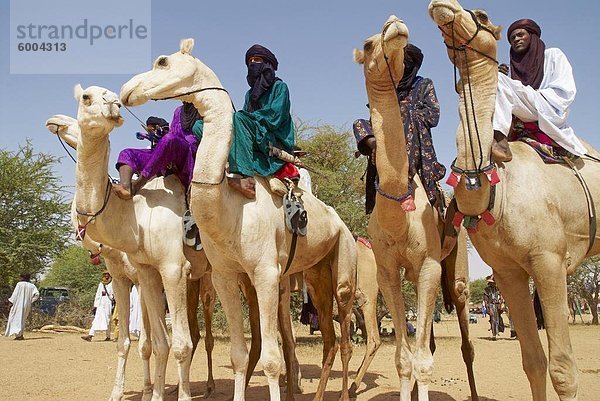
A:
[[548, 358, 578, 397], [153, 338, 170, 361], [262, 354, 282, 380], [336, 284, 353, 309], [523, 354, 547, 381], [412, 352, 434, 382], [139, 339, 152, 360], [117, 337, 131, 357], [171, 339, 193, 362]]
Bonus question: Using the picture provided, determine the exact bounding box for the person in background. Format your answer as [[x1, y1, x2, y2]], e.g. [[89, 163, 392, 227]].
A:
[[5, 272, 39, 340], [81, 271, 114, 342]]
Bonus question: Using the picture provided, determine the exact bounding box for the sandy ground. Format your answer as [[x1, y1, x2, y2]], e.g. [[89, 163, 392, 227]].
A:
[[0, 317, 598, 401]]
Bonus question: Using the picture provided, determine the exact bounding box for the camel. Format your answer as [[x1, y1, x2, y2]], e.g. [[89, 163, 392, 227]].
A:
[[47, 115, 146, 401], [428, 1, 600, 399], [121, 39, 356, 401], [66, 85, 215, 401], [353, 16, 476, 401]]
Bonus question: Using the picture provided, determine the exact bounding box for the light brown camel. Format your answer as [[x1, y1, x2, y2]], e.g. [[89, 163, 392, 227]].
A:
[[45, 113, 264, 400], [353, 16, 476, 401], [69, 85, 212, 401], [121, 39, 356, 401], [429, 1, 600, 400]]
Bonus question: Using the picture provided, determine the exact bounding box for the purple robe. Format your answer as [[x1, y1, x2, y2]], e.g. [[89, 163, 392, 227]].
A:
[[116, 106, 198, 188]]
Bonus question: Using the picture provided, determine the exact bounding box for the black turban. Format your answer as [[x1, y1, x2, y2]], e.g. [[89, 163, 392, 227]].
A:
[[146, 116, 169, 128], [507, 19, 545, 90], [396, 44, 424, 101], [245, 44, 279, 70], [245, 44, 280, 112]]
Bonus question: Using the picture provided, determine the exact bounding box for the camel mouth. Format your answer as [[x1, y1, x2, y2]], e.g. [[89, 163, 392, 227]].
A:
[[429, 2, 459, 26]]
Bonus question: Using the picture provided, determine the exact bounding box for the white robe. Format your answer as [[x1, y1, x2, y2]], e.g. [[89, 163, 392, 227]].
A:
[[299, 168, 313, 194], [89, 282, 114, 335], [5, 281, 39, 337], [493, 48, 586, 156], [128, 285, 141, 337]]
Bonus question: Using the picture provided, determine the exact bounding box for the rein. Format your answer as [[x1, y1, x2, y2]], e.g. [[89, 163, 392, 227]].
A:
[[376, 19, 414, 207], [438, 9, 500, 187], [75, 178, 113, 241]]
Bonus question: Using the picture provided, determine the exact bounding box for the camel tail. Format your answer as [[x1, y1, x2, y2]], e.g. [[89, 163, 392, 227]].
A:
[[440, 259, 455, 314]]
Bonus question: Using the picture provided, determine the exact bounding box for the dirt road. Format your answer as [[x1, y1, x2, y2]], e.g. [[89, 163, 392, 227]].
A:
[[1, 317, 598, 400]]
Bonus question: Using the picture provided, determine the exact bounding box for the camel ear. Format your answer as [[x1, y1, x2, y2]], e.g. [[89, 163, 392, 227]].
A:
[[494, 25, 503, 40], [353, 49, 365, 65], [180, 38, 195, 55], [74, 84, 84, 101]]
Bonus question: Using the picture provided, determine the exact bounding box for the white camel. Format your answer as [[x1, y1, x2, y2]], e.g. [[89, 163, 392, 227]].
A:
[[121, 39, 357, 401], [68, 85, 210, 401]]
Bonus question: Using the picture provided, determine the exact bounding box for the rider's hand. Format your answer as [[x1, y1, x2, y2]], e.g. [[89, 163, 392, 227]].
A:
[[498, 63, 509, 76]]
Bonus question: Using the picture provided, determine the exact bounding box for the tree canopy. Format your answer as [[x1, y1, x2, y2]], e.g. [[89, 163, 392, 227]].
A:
[[0, 142, 71, 287], [568, 256, 600, 325]]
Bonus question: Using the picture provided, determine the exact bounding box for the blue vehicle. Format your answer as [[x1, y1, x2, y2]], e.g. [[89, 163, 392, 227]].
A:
[[37, 287, 71, 315]]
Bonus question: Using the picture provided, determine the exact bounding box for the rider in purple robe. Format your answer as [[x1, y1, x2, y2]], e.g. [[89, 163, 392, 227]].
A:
[[113, 103, 200, 199]]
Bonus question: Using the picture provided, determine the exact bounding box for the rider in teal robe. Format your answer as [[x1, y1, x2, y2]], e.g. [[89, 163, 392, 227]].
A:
[[192, 44, 294, 198]]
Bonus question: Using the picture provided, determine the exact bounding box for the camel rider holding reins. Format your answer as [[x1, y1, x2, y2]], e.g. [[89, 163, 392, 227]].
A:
[[353, 43, 446, 215], [492, 19, 586, 163], [113, 103, 201, 199], [193, 44, 297, 199]]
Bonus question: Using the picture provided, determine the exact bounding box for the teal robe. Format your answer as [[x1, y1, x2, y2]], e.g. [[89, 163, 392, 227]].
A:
[[192, 79, 295, 177]]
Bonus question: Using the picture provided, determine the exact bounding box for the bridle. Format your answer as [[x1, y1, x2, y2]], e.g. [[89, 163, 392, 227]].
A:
[[437, 9, 500, 191], [435, 8, 502, 232], [374, 19, 414, 207]]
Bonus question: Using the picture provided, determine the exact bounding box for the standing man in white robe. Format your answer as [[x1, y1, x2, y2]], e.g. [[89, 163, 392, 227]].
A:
[[5, 272, 39, 340], [81, 271, 114, 342], [128, 285, 141, 338], [492, 18, 586, 162]]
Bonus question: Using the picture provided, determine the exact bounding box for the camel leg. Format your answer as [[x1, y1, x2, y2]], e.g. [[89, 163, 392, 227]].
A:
[[278, 277, 302, 401], [494, 269, 547, 401], [187, 279, 201, 359], [138, 267, 169, 401], [349, 284, 381, 397], [532, 256, 578, 401], [443, 236, 478, 401], [239, 273, 262, 389], [252, 265, 283, 401], [412, 258, 441, 401], [108, 275, 133, 401], [162, 266, 194, 401], [377, 264, 412, 401], [137, 284, 153, 401], [305, 262, 338, 401], [199, 273, 217, 398], [213, 271, 249, 401]]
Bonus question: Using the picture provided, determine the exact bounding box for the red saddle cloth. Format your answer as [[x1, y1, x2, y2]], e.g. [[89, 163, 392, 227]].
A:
[[508, 117, 572, 164]]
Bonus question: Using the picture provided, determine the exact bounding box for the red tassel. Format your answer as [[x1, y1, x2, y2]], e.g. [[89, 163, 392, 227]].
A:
[[485, 169, 501, 186], [90, 254, 101, 265], [480, 211, 496, 226], [401, 195, 416, 212], [75, 225, 86, 241], [452, 211, 465, 228], [446, 172, 460, 188]]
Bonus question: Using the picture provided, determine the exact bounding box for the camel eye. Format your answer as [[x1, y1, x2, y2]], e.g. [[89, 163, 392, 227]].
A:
[[82, 94, 90, 101], [477, 13, 489, 24], [157, 57, 168, 67]]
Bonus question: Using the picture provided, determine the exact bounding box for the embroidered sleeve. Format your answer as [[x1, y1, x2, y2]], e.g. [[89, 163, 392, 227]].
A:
[[415, 79, 440, 129]]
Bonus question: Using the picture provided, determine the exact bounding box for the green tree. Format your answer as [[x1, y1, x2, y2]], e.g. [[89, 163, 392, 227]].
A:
[[296, 122, 368, 236], [41, 245, 105, 306], [469, 278, 487, 304], [0, 142, 71, 287], [568, 256, 600, 325]]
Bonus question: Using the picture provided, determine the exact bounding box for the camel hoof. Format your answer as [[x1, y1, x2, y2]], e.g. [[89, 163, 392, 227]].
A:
[[348, 383, 358, 399], [338, 391, 350, 401], [108, 391, 124, 401], [141, 390, 153, 401], [203, 386, 214, 399]]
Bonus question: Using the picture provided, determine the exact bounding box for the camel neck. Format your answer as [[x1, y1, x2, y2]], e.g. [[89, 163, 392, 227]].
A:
[[189, 91, 235, 232], [75, 131, 111, 216], [366, 84, 410, 232]]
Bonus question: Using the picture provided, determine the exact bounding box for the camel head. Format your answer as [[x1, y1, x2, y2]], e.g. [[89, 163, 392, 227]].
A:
[[353, 16, 409, 89], [74, 85, 123, 137], [428, 0, 501, 64], [45, 114, 80, 150], [121, 38, 220, 109]]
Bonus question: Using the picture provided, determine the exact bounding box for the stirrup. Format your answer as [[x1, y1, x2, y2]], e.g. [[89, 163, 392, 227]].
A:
[[182, 210, 202, 251], [284, 192, 308, 236]]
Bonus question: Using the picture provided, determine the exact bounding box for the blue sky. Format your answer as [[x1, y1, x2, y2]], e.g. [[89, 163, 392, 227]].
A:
[[2, 0, 599, 278]]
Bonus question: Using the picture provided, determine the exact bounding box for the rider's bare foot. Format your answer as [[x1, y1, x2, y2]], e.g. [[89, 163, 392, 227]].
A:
[[113, 183, 133, 200], [228, 176, 256, 199]]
